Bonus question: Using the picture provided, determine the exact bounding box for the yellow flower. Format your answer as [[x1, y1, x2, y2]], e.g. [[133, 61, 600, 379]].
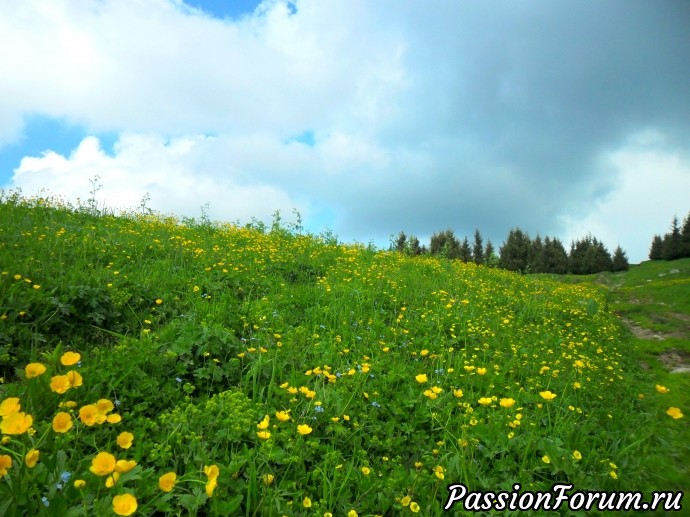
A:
[[423, 389, 438, 400], [107, 414, 122, 424], [96, 399, 115, 413], [204, 464, 219, 497], [539, 391, 557, 401], [25, 449, 39, 468], [415, 374, 428, 383], [0, 397, 20, 417], [275, 410, 290, 422], [453, 389, 463, 398], [50, 375, 71, 394], [79, 405, 100, 426], [257, 431, 271, 440], [90, 452, 116, 476], [541, 455, 550, 464], [60, 351, 81, 366], [303, 497, 312, 508], [656, 385, 670, 394], [401, 495, 411, 507], [573, 382, 581, 389], [572, 450, 582, 460], [297, 424, 313, 435], [610, 470, 618, 480], [112, 493, 137, 516], [667, 407, 684, 419], [117, 432, 134, 449], [257, 415, 270, 430], [410, 502, 420, 513], [262, 473, 274, 486], [74, 479, 86, 489], [155, 298, 163, 305], [115, 459, 137, 473], [478, 397, 492, 406], [66, 370, 83, 388], [361, 466, 371, 476], [106, 472, 120, 488], [499, 398, 516, 408], [0, 455, 12, 476], [159, 472, 177, 492], [434, 465, 445, 480], [25, 363, 47, 378], [348, 511, 358, 517], [476, 367, 487, 375], [0, 411, 33, 435]]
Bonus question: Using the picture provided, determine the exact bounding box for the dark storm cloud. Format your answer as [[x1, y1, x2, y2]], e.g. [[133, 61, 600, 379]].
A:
[[335, 0, 690, 247]]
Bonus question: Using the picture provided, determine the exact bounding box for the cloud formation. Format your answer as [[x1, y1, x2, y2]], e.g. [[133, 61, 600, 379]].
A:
[[2, 0, 690, 262]]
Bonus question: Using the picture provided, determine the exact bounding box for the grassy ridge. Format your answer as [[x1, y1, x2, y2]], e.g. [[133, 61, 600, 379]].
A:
[[0, 192, 686, 515]]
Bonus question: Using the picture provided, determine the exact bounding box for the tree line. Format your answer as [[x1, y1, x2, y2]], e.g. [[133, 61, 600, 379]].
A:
[[392, 228, 629, 275], [649, 211, 690, 261]]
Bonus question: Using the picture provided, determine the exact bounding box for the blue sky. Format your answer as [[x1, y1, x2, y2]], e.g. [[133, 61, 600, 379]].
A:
[[1, 0, 689, 262]]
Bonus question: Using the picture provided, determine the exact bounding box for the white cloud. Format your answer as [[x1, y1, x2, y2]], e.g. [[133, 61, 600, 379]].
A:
[[2, 0, 689, 256], [561, 132, 690, 264]]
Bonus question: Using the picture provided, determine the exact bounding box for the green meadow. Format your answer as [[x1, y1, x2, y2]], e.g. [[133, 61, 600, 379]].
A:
[[0, 191, 686, 516]]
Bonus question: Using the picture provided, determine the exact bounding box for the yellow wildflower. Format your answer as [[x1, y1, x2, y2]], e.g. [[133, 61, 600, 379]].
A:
[[0, 411, 33, 435], [539, 391, 557, 401], [60, 352, 81, 366], [25, 363, 47, 378], [52, 412, 73, 433], [159, 472, 176, 492], [667, 407, 683, 419], [0, 397, 20, 417], [90, 452, 117, 476], [117, 432, 134, 449], [25, 449, 39, 468], [0, 455, 12, 476], [112, 493, 137, 516], [415, 374, 428, 383]]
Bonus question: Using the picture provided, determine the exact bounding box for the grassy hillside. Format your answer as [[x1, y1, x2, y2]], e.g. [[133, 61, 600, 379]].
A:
[[0, 192, 686, 516]]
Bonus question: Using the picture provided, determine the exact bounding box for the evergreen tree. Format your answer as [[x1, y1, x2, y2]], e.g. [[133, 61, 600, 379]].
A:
[[569, 235, 613, 274], [430, 230, 461, 259], [395, 231, 407, 253], [649, 234, 664, 260], [484, 240, 498, 267], [542, 237, 569, 274], [611, 245, 630, 272], [472, 229, 484, 265], [460, 237, 472, 263], [530, 235, 545, 273], [499, 228, 532, 272], [662, 215, 683, 260], [408, 236, 422, 256], [681, 211, 690, 258]]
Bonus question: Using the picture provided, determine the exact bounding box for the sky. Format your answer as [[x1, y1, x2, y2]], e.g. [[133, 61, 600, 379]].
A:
[[1, 0, 690, 264]]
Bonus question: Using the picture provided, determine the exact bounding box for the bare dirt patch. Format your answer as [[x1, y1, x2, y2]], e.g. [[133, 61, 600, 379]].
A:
[[620, 317, 666, 340], [658, 349, 690, 374]]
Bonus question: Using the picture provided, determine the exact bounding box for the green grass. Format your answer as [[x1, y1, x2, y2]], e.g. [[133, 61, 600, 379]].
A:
[[0, 191, 687, 516]]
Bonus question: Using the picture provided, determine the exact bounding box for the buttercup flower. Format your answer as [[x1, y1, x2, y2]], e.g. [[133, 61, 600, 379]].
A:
[[667, 407, 683, 419], [410, 502, 420, 513], [90, 452, 116, 476], [401, 496, 411, 507], [79, 405, 100, 426], [159, 472, 176, 492], [112, 493, 137, 516], [434, 465, 445, 480], [573, 450, 582, 460], [73, 479, 86, 489], [65, 370, 83, 388], [303, 497, 312, 508], [106, 472, 120, 488], [656, 385, 670, 394], [262, 473, 274, 486], [0, 397, 20, 417], [0, 455, 11, 476], [257, 431, 271, 440], [539, 391, 557, 401], [478, 397, 493, 406], [0, 411, 33, 435], [50, 375, 71, 394], [361, 466, 371, 476], [60, 352, 81, 366], [297, 424, 313, 435], [415, 374, 428, 383], [115, 459, 137, 473], [25, 449, 40, 468], [275, 410, 290, 422], [499, 398, 516, 408], [117, 432, 134, 449], [204, 465, 219, 497], [542, 455, 551, 464], [25, 363, 47, 378], [257, 415, 270, 430]]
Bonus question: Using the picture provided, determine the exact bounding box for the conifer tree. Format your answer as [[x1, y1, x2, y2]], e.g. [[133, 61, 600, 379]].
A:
[[472, 229, 484, 265], [484, 240, 497, 267], [649, 235, 664, 260], [681, 211, 690, 258], [530, 235, 545, 273], [662, 216, 683, 260], [499, 228, 532, 272], [542, 237, 569, 274], [408, 236, 422, 256], [611, 245, 630, 271], [460, 237, 472, 263], [395, 231, 407, 253]]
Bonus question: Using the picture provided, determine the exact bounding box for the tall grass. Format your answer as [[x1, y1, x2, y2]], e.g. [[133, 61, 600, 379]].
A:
[[0, 190, 684, 515]]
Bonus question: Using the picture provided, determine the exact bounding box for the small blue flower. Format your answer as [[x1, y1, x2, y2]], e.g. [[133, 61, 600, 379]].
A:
[[60, 471, 71, 483], [315, 406, 325, 413], [371, 401, 381, 408], [175, 377, 182, 383], [41, 496, 50, 507]]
